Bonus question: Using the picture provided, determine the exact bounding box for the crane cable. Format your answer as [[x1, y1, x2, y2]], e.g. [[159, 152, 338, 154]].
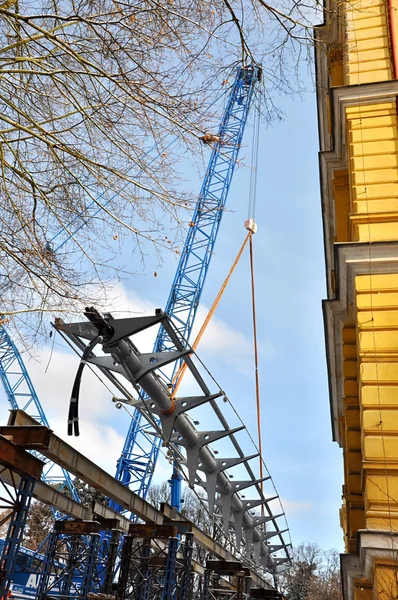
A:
[[249, 232, 264, 515], [248, 91, 265, 514], [171, 230, 252, 398], [172, 91, 265, 515]]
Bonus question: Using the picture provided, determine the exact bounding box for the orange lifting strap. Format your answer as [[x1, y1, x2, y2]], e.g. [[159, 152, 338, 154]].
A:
[[171, 224, 265, 512], [171, 230, 252, 398]]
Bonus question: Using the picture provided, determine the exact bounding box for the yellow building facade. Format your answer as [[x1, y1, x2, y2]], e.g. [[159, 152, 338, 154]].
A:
[[316, 0, 398, 597]]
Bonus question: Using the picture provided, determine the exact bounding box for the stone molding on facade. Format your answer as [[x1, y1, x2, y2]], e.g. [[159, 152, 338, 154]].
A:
[[341, 530, 398, 600], [323, 241, 398, 443]]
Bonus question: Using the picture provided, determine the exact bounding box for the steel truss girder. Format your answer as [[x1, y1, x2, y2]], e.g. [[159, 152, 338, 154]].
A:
[[55, 311, 292, 574], [117, 528, 190, 600], [0, 422, 274, 589], [36, 518, 121, 600], [0, 476, 35, 599]]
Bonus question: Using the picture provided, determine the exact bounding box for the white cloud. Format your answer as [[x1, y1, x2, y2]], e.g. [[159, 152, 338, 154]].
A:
[[192, 305, 275, 375], [280, 498, 313, 516], [23, 348, 126, 476], [27, 348, 115, 424], [98, 282, 275, 375], [50, 417, 126, 476], [1, 282, 274, 478]]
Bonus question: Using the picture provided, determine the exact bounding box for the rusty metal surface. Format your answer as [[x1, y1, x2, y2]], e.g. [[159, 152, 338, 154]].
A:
[[0, 425, 52, 447], [54, 519, 120, 534], [206, 561, 250, 576], [0, 435, 43, 479], [250, 591, 283, 599], [2, 411, 272, 591], [128, 524, 178, 539], [3, 413, 163, 524]]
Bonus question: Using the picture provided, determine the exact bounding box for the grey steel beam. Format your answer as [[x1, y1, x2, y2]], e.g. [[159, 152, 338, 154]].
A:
[[1, 415, 273, 591], [160, 503, 272, 590], [0, 468, 94, 521], [3, 416, 163, 524]]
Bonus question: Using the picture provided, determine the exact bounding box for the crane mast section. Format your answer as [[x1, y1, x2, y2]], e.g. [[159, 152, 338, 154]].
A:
[[115, 65, 261, 501], [157, 65, 260, 353], [0, 327, 79, 501]]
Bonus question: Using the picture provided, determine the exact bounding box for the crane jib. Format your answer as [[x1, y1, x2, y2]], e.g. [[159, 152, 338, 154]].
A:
[[115, 64, 261, 504]]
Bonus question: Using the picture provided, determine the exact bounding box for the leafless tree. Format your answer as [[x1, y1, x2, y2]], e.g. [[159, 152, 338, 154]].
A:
[[146, 482, 222, 567], [146, 480, 171, 509], [0, 0, 318, 341], [22, 500, 53, 550], [277, 542, 342, 600], [0, 509, 13, 539]]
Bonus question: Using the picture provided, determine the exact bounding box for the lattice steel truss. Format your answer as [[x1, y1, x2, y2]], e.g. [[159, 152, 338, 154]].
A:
[[0, 474, 35, 599], [36, 521, 122, 600], [117, 524, 194, 600], [0, 326, 78, 502], [56, 308, 292, 574]]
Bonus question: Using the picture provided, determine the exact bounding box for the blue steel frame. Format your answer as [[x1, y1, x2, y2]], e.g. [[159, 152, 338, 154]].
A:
[[0, 326, 79, 500], [113, 64, 261, 506], [0, 64, 260, 518], [0, 476, 35, 600]]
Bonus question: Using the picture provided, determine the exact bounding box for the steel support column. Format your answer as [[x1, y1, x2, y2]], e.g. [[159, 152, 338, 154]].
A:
[[201, 569, 210, 600], [117, 534, 133, 600], [179, 532, 194, 600], [81, 534, 100, 600], [36, 531, 58, 600], [101, 529, 121, 595], [136, 539, 151, 600], [0, 476, 35, 600], [161, 537, 178, 600], [62, 536, 80, 599]]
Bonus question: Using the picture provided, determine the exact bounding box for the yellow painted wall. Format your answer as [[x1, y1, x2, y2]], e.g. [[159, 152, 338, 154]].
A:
[[341, 325, 365, 552], [373, 561, 398, 600], [356, 273, 398, 532], [319, 0, 398, 595], [346, 102, 398, 243], [333, 170, 351, 241], [353, 580, 373, 600], [345, 0, 392, 84]]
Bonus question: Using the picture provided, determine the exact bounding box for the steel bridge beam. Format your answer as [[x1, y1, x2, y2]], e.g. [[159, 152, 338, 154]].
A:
[[160, 504, 272, 590], [3, 414, 163, 524], [0, 433, 43, 478], [0, 413, 272, 591]]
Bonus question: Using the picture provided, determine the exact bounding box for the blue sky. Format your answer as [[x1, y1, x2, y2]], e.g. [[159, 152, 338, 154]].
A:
[[0, 60, 344, 553]]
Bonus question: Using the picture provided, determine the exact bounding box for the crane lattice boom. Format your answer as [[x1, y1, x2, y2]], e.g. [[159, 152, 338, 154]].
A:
[[114, 64, 261, 503]]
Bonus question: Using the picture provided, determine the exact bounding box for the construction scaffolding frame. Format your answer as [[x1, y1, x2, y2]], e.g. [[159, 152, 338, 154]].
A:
[[0, 413, 281, 600]]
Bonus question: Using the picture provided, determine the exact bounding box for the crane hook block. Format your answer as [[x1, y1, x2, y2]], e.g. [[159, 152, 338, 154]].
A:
[[244, 218, 257, 234]]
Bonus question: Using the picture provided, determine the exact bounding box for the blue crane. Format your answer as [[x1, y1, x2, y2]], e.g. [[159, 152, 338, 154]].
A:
[[113, 64, 261, 510], [0, 326, 79, 501], [0, 63, 261, 513]]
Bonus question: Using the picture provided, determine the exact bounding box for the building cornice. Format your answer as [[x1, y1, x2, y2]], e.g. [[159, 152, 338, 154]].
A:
[[323, 241, 398, 444], [317, 73, 398, 296], [341, 530, 398, 600]]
